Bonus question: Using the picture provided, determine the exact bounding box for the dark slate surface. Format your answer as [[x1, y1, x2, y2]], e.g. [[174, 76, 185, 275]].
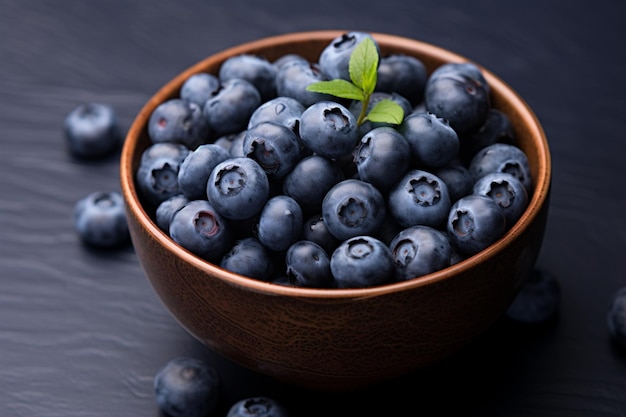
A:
[[2, 1, 626, 415]]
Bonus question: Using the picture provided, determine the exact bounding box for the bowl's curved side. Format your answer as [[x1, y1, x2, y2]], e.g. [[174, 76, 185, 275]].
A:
[[120, 31, 551, 390]]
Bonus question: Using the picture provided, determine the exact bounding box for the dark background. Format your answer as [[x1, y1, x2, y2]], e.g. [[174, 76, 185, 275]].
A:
[[2, 0, 626, 415]]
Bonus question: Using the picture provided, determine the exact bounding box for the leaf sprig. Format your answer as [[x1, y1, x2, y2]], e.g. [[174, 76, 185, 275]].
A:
[[306, 37, 404, 126]]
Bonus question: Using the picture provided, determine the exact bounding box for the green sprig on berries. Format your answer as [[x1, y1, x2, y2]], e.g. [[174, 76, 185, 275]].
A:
[[306, 37, 405, 126]]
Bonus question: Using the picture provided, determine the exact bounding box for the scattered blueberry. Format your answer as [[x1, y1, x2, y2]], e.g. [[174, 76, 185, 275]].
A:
[[73, 191, 129, 248], [154, 357, 221, 417], [506, 269, 560, 324], [64, 102, 122, 159], [226, 396, 289, 417]]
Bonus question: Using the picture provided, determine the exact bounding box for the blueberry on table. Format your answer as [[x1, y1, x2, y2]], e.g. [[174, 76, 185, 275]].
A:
[[203, 78, 261, 138], [180, 72, 220, 107], [446, 194, 506, 256], [73, 191, 129, 248], [219, 54, 278, 102], [330, 235, 394, 288], [299, 100, 359, 159], [256, 195, 303, 252], [64, 102, 122, 159], [388, 169, 452, 229], [473, 171, 529, 229], [322, 179, 386, 241], [226, 396, 289, 417], [469, 143, 533, 195], [607, 286, 626, 347], [389, 225, 452, 281], [169, 199, 233, 263], [148, 98, 210, 150], [319, 31, 379, 81], [398, 111, 460, 169], [285, 240, 332, 288], [136, 142, 190, 208], [220, 237, 275, 281], [206, 157, 270, 220], [177, 143, 230, 200], [506, 269, 560, 324], [154, 357, 221, 417]]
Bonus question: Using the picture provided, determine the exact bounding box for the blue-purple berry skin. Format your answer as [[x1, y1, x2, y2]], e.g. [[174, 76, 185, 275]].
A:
[[206, 157, 270, 220], [74, 191, 129, 248], [275, 60, 334, 107], [322, 179, 386, 241], [169, 199, 232, 263], [148, 98, 209, 150], [433, 161, 474, 204], [156, 194, 190, 233], [283, 155, 344, 214], [285, 240, 333, 288], [256, 195, 304, 252], [376, 54, 428, 105], [473, 171, 529, 229], [398, 111, 460, 169], [180, 72, 220, 107], [178, 144, 230, 200], [459, 108, 516, 163], [247, 96, 305, 133], [388, 169, 452, 229], [469, 143, 533, 194], [330, 235, 394, 288], [319, 31, 379, 81], [243, 121, 303, 180], [446, 194, 506, 256], [301, 214, 340, 255], [608, 287, 626, 347], [389, 225, 451, 281], [154, 357, 220, 417], [64, 102, 122, 159], [220, 237, 275, 281], [203, 78, 261, 138], [506, 269, 560, 324], [219, 54, 278, 102], [226, 396, 290, 417], [298, 101, 359, 159]]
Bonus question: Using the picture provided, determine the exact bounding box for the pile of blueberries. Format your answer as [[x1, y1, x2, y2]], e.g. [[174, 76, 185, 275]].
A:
[[135, 31, 534, 289]]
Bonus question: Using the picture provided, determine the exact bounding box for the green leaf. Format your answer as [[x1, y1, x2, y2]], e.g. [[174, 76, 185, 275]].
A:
[[349, 37, 379, 95], [306, 79, 366, 101], [364, 99, 405, 125]]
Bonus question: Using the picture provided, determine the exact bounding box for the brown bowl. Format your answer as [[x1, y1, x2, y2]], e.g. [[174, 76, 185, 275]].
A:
[[120, 30, 551, 391]]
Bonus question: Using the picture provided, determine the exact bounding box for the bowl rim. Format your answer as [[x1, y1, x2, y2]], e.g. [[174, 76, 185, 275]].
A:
[[120, 30, 551, 300]]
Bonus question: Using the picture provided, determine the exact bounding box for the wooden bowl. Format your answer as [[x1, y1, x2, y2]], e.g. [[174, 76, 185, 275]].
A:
[[120, 30, 551, 391]]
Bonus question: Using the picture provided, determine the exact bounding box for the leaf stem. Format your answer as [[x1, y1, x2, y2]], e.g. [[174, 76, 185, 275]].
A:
[[356, 92, 371, 126]]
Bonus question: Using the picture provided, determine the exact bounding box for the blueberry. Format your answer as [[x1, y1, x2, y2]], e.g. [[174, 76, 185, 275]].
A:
[[433, 161, 474, 203], [148, 98, 209, 150], [376, 54, 428, 105], [459, 108, 516, 163], [275, 59, 334, 107], [425, 62, 490, 135], [319, 31, 379, 81], [389, 225, 452, 281], [64, 102, 122, 159], [468, 143, 533, 194], [220, 237, 275, 281], [156, 193, 190, 233], [178, 144, 231, 200], [398, 111, 460, 169], [428, 62, 490, 97], [73, 191, 129, 248], [219, 54, 278, 102], [282, 155, 344, 213], [322, 179, 386, 241], [330, 235, 394, 288], [228, 131, 246, 158], [206, 157, 270, 220], [353, 126, 411, 192], [169, 199, 233, 262], [247, 96, 305, 133], [285, 240, 333, 288], [256, 195, 303, 252], [273, 53, 308, 71], [180, 72, 220, 107], [473, 171, 529, 228], [136, 142, 190, 208], [299, 101, 359, 159], [203, 78, 261, 138], [608, 286, 626, 347], [242, 121, 302, 180], [446, 194, 506, 256], [388, 169, 452, 229], [154, 357, 220, 417], [506, 269, 560, 324], [226, 396, 289, 417], [301, 214, 340, 255]]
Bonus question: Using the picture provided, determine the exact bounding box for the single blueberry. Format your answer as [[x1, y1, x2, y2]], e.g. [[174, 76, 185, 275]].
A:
[[468, 143, 533, 195], [459, 108, 516, 163], [330, 235, 394, 288], [473, 171, 529, 229], [506, 269, 560, 324], [136, 142, 190, 208], [219, 54, 278, 102], [169, 199, 233, 263], [206, 157, 270, 220], [203, 78, 261, 138], [256, 195, 303, 252], [388, 169, 452, 229], [433, 161, 474, 204], [154, 357, 220, 417], [446, 194, 506, 256], [156, 193, 190, 233], [148, 98, 210, 150], [376, 54, 428, 105], [285, 240, 333, 288], [353, 126, 411, 193], [242, 121, 303, 180], [273, 53, 309, 71], [64, 102, 122, 159], [275, 59, 334, 107], [220, 237, 275, 281], [74, 191, 129, 248], [299, 100, 359, 159], [247, 96, 305, 133], [301, 214, 340, 255], [322, 179, 386, 241], [180, 72, 220, 107], [398, 111, 460, 169], [178, 143, 230, 200], [389, 225, 452, 281], [226, 396, 290, 417], [319, 31, 379, 81]]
